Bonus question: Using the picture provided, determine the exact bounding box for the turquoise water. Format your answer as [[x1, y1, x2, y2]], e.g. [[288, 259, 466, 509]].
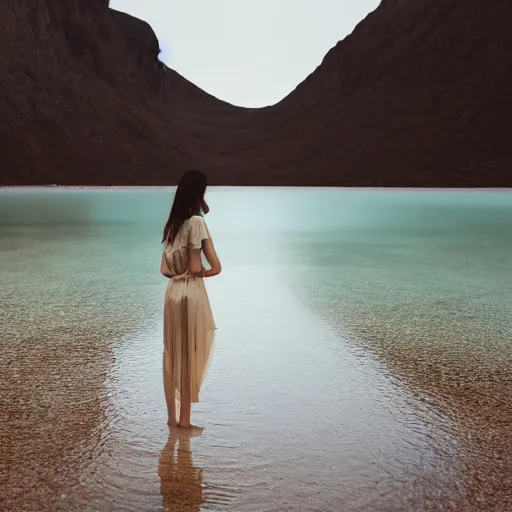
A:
[[1, 188, 511, 511]]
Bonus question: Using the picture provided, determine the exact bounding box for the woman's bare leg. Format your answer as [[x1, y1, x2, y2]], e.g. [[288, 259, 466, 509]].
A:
[[163, 351, 177, 427], [163, 299, 178, 427], [179, 300, 192, 428], [179, 379, 191, 428]]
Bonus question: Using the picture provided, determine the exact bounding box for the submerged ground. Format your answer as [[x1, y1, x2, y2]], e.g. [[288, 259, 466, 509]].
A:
[[1, 188, 511, 511]]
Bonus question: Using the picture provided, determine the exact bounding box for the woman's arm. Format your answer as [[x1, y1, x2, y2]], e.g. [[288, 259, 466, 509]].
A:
[[160, 251, 173, 278], [188, 238, 221, 278]]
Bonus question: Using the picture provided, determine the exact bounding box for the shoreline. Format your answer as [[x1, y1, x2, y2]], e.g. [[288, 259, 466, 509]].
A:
[[1, 185, 512, 192]]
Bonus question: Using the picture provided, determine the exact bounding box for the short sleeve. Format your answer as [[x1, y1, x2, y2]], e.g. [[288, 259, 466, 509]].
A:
[[188, 216, 210, 250]]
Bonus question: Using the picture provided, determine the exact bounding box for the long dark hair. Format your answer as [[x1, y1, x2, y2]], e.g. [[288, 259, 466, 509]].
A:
[[162, 170, 208, 245]]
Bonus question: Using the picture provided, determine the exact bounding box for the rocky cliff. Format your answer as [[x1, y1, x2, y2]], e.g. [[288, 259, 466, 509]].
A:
[[244, 0, 512, 186], [1, 0, 511, 186], [0, 0, 240, 185]]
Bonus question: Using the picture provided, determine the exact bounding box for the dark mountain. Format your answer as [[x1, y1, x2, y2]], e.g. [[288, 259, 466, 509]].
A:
[[1, 0, 511, 186], [0, 0, 241, 185], [243, 0, 512, 186]]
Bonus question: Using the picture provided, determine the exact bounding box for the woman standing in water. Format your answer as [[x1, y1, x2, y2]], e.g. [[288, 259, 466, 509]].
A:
[[160, 170, 221, 429]]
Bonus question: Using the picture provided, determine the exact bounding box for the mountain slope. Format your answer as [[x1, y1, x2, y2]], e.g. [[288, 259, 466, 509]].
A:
[[0, 0, 241, 185], [1, 0, 511, 186], [221, 0, 512, 186]]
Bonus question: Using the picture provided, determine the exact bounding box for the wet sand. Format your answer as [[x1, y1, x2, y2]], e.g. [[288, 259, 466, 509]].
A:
[[335, 311, 512, 510], [1, 330, 109, 511]]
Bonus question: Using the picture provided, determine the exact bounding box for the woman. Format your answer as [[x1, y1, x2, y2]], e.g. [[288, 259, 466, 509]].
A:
[[160, 170, 221, 429]]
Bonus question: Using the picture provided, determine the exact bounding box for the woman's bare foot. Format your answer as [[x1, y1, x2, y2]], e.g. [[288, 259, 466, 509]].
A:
[[176, 424, 204, 437], [176, 422, 195, 429]]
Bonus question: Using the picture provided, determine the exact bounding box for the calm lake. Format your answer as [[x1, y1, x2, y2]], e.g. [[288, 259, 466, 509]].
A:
[[1, 188, 511, 511]]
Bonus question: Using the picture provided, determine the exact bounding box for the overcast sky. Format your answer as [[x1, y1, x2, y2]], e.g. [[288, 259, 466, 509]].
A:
[[110, 0, 380, 107]]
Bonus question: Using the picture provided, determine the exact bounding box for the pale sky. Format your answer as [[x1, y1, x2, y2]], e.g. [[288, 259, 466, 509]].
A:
[[110, 0, 380, 107]]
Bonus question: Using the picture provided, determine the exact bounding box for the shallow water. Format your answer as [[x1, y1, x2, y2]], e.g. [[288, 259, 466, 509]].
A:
[[1, 188, 511, 511]]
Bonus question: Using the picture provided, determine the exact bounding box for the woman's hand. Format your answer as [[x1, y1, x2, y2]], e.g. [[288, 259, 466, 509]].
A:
[[173, 270, 190, 281], [202, 239, 221, 277]]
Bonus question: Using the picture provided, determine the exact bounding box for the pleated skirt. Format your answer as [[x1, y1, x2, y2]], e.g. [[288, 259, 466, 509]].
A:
[[163, 278, 216, 410]]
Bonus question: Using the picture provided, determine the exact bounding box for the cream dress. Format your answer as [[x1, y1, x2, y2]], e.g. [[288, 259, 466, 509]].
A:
[[161, 215, 216, 417]]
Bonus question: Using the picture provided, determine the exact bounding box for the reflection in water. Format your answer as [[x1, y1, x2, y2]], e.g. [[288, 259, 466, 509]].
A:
[[159, 429, 204, 512]]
